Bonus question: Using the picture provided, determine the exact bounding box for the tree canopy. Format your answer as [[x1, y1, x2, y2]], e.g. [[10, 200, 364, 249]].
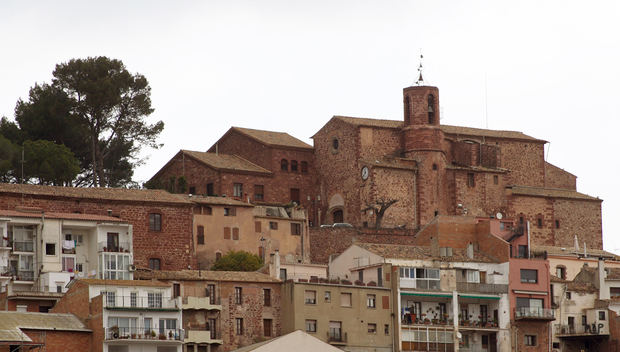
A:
[[0, 56, 163, 187], [211, 251, 263, 271]]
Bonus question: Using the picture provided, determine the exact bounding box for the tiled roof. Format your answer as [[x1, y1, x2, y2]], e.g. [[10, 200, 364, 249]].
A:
[[360, 157, 417, 171], [182, 150, 271, 174], [231, 127, 313, 150], [74, 278, 171, 288], [187, 195, 254, 207], [440, 125, 545, 142], [355, 243, 495, 263], [509, 185, 601, 201], [532, 245, 617, 259], [567, 281, 597, 293], [550, 275, 569, 283], [0, 183, 190, 204], [0, 311, 90, 342], [134, 269, 281, 283], [0, 209, 125, 222], [333, 115, 403, 129]]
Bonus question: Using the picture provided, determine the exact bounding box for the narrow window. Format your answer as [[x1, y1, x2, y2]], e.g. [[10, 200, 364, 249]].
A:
[[291, 160, 298, 172], [224, 207, 236, 216], [148, 258, 161, 270], [215, 252, 222, 261], [305, 320, 317, 333], [291, 223, 301, 235], [432, 163, 438, 170], [384, 324, 389, 335], [232, 227, 239, 240], [206, 183, 214, 196], [255, 221, 262, 232], [367, 294, 376, 308], [493, 175, 499, 184], [524, 335, 536, 346], [233, 183, 243, 198], [269, 221, 278, 230], [301, 161, 308, 173], [555, 220, 560, 229], [332, 138, 339, 150], [305, 290, 317, 304], [281, 159, 288, 171], [263, 289, 271, 306], [236, 318, 244, 335], [290, 188, 300, 204], [537, 215, 543, 228], [427, 94, 435, 124], [254, 185, 264, 201], [404, 95, 411, 123], [45, 243, 56, 255], [207, 284, 216, 304], [224, 227, 231, 240], [599, 311, 606, 320], [234, 287, 243, 305], [467, 173, 475, 187], [149, 213, 162, 231], [324, 291, 331, 302], [173, 283, 181, 298], [197, 226, 205, 245]]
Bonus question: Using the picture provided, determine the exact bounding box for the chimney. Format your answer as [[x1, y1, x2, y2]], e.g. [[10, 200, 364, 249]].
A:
[[467, 243, 474, 259], [598, 259, 609, 299], [273, 250, 281, 280]]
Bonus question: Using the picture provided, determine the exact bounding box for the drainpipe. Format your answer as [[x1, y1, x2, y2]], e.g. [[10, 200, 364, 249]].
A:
[[527, 221, 531, 258]]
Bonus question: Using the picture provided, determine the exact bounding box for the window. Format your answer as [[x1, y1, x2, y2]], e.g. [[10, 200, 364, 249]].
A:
[[279, 268, 287, 281], [556, 266, 566, 279], [45, 243, 56, 255], [215, 252, 222, 261], [207, 284, 216, 304], [518, 245, 528, 258], [189, 186, 196, 194], [149, 213, 162, 231], [599, 311, 606, 320], [104, 291, 116, 307], [197, 226, 205, 245], [56, 285, 62, 293], [264, 289, 271, 306], [305, 290, 317, 304], [255, 221, 262, 232], [582, 315, 587, 326], [269, 221, 278, 230], [329, 321, 342, 341], [399, 267, 440, 289], [173, 283, 180, 298], [233, 183, 243, 197], [291, 223, 301, 235], [224, 227, 231, 239], [493, 175, 499, 184], [236, 318, 244, 335], [206, 183, 214, 196], [466, 270, 480, 283], [102, 253, 131, 280], [341, 293, 352, 307], [516, 297, 544, 316], [467, 173, 475, 187], [204, 206, 212, 215], [281, 159, 288, 171], [149, 258, 161, 270], [263, 319, 272, 337], [290, 188, 300, 204], [224, 207, 236, 216], [306, 319, 317, 333], [566, 291, 571, 299], [106, 232, 119, 252], [368, 323, 377, 333], [432, 163, 438, 170], [520, 269, 538, 283], [208, 318, 217, 338], [537, 215, 543, 228], [232, 227, 239, 240], [555, 220, 560, 229], [385, 324, 390, 335], [324, 291, 331, 302], [359, 270, 363, 282], [301, 161, 308, 173], [524, 335, 536, 346], [62, 256, 75, 272], [332, 138, 339, 150], [367, 294, 376, 308], [130, 292, 137, 307], [148, 292, 162, 308], [234, 287, 242, 305], [611, 287, 620, 297], [291, 160, 298, 172], [427, 94, 435, 124], [254, 185, 264, 201]]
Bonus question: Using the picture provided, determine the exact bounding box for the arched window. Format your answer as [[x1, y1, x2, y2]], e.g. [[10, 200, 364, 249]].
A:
[[281, 159, 288, 171], [291, 160, 298, 172], [427, 94, 435, 124], [332, 138, 339, 150], [332, 209, 344, 223], [404, 95, 411, 123]]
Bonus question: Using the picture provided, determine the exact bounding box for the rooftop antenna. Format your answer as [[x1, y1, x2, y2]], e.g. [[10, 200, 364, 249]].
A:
[[484, 73, 489, 129], [415, 51, 424, 86]]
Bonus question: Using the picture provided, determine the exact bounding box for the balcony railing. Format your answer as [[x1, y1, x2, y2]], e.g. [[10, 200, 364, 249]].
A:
[[104, 295, 180, 310], [327, 331, 347, 344], [182, 296, 222, 310], [515, 307, 555, 320], [186, 329, 223, 344], [400, 278, 441, 290], [555, 324, 607, 336], [105, 327, 184, 341], [456, 282, 508, 294], [12, 241, 34, 252], [98, 241, 131, 253], [16, 270, 34, 281]]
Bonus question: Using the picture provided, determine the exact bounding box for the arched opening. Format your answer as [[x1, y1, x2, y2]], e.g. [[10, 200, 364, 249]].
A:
[[332, 209, 344, 223], [281, 159, 288, 171], [404, 95, 411, 123], [427, 94, 435, 124]]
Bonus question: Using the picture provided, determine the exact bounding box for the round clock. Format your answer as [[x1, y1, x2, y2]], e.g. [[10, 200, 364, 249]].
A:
[[361, 166, 369, 180]]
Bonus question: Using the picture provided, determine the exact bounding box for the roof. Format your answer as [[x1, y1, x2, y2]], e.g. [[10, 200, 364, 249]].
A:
[[231, 330, 342, 352], [7, 291, 64, 300], [509, 185, 601, 201], [0, 311, 90, 342], [533, 245, 618, 259], [332, 115, 403, 129], [360, 157, 417, 171], [182, 150, 271, 174], [72, 278, 171, 288], [606, 268, 620, 280], [230, 127, 313, 150], [0, 209, 126, 223], [134, 269, 281, 283], [0, 183, 190, 205], [355, 243, 496, 263], [187, 195, 254, 207]]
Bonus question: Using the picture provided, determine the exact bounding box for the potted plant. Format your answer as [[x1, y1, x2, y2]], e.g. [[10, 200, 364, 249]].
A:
[[131, 333, 136, 339], [151, 330, 156, 339], [159, 333, 166, 340], [110, 325, 119, 339], [168, 330, 174, 339]]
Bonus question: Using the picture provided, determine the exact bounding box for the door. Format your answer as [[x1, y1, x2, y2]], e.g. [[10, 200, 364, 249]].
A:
[[107, 233, 119, 252], [489, 333, 497, 352], [332, 209, 344, 223]]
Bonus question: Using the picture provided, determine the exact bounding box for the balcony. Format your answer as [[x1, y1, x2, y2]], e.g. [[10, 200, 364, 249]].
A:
[[456, 282, 508, 294], [400, 278, 441, 291], [12, 241, 34, 252], [98, 241, 131, 253], [182, 296, 222, 310], [105, 327, 184, 342], [327, 331, 347, 345], [15, 270, 34, 281], [555, 324, 609, 337], [185, 329, 223, 344], [515, 307, 555, 321], [104, 295, 180, 311]]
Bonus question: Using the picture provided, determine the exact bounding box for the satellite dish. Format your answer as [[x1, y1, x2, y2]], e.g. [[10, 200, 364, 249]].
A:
[[496, 212, 503, 220]]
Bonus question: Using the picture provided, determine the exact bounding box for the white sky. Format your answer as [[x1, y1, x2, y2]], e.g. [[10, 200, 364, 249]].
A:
[[1, 0, 619, 252]]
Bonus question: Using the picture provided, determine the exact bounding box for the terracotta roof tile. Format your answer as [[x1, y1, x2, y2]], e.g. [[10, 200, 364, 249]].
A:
[[510, 185, 601, 201], [0, 209, 126, 222], [75, 278, 171, 287], [440, 125, 545, 142], [134, 269, 281, 283], [532, 245, 617, 259], [333, 116, 403, 129], [231, 127, 313, 149], [0, 311, 90, 342], [187, 195, 254, 207], [0, 183, 190, 204], [355, 243, 496, 263], [182, 150, 271, 174]]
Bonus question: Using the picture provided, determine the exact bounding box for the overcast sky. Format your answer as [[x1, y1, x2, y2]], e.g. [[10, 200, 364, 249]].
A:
[[1, 1, 619, 252]]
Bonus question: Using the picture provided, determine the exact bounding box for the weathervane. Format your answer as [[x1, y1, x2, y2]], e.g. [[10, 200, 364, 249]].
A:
[[416, 52, 424, 86]]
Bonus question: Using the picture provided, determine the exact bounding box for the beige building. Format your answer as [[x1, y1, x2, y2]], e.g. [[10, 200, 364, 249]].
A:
[[281, 280, 393, 352], [190, 196, 308, 268]]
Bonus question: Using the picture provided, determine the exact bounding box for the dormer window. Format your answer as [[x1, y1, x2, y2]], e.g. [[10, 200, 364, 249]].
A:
[[427, 94, 435, 124]]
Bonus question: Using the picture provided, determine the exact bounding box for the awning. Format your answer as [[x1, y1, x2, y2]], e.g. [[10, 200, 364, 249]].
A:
[[401, 292, 452, 298], [459, 294, 500, 300]]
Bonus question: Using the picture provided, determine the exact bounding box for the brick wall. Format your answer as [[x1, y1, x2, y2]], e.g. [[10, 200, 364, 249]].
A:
[[514, 321, 550, 352], [544, 162, 576, 190], [0, 192, 195, 270], [22, 329, 92, 352]]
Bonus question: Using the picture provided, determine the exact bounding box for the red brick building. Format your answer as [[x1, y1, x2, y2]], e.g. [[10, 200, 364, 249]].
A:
[[0, 183, 195, 271]]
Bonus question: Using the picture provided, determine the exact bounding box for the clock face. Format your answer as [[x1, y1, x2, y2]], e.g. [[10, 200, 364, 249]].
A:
[[361, 166, 369, 180]]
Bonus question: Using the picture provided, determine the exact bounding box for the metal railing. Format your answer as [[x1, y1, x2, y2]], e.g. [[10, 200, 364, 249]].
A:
[[186, 329, 222, 343], [327, 331, 347, 343], [515, 307, 554, 320], [456, 282, 508, 294], [105, 327, 184, 341], [104, 295, 180, 309], [13, 241, 34, 252], [555, 324, 606, 335], [16, 270, 34, 281], [98, 241, 131, 252]]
